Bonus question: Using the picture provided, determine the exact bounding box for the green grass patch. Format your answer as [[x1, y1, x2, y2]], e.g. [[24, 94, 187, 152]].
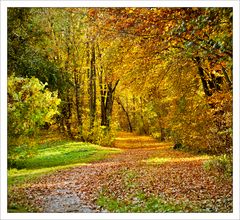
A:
[[8, 162, 89, 186], [8, 204, 31, 213], [9, 140, 121, 170], [97, 191, 198, 213], [8, 140, 121, 186]]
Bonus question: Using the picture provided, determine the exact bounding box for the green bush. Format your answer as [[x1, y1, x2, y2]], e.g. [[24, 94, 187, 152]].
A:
[[8, 75, 61, 138], [85, 121, 117, 146], [203, 154, 232, 177], [95, 126, 116, 146]]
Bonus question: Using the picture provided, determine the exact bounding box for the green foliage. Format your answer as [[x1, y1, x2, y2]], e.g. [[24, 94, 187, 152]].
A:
[[203, 154, 232, 177], [82, 121, 117, 146], [94, 125, 117, 146], [8, 8, 64, 91], [8, 76, 61, 138]]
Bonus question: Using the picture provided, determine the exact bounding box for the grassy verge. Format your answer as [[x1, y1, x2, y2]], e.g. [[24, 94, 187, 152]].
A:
[[8, 139, 122, 212], [8, 162, 89, 186], [97, 193, 198, 213], [8, 140, 121, 186], [8, 140, 121, 169]]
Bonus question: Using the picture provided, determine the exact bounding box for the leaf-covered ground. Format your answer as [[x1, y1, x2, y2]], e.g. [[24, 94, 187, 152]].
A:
[[8, 132, 232, 213]]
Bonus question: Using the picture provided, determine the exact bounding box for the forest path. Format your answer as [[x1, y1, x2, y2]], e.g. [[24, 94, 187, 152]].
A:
[[24, 132, 232, 212]]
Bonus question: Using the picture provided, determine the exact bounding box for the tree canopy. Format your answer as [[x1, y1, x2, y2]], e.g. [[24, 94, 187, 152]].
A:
[[8, 7, 232, 154]]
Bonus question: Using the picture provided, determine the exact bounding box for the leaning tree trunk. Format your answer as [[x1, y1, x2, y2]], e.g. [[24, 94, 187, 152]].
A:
[[194, 57, 212, 97], [116, 97, 133, 132], [222, 66, 232, 90], [194, 56, 227, 96]]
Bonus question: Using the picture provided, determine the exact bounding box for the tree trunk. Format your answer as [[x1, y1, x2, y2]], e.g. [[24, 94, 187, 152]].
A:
[[116, 97, 133, 132], [100, 80, 119, 128], [65, 95, 73, 138], [194, 57, 212, 96], [96, 41, 119, 129], [140, 97, 147, 134], [160, 126, 165, 141], [88, 42, 97, 131], [222, 66, 232, 90], [73, 68, 83, 139]]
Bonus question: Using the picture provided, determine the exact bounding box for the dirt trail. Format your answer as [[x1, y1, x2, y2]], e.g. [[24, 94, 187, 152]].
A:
[[23, 132, 232, 213]]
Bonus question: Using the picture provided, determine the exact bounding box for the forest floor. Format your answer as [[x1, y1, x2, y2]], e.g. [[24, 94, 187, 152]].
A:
[[8, 132, 232, 213]]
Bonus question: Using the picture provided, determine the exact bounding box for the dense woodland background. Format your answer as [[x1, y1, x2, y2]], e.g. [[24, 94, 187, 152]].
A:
[[7, 7, 234, 213], [8, 7, 232, 154]]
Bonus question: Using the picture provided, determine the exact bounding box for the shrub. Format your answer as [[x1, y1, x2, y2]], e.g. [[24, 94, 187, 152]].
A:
[[8, 75, 61, 139], [93, 125, 116, 146], [203, 154, 232, 177]]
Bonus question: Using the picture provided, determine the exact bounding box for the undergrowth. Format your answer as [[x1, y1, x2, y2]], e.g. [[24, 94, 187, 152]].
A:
[[203, 154, 232, 178]]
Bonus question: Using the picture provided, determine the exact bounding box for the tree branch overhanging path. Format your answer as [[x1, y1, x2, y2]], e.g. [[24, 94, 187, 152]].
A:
[[7, 7, 233, 213]]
